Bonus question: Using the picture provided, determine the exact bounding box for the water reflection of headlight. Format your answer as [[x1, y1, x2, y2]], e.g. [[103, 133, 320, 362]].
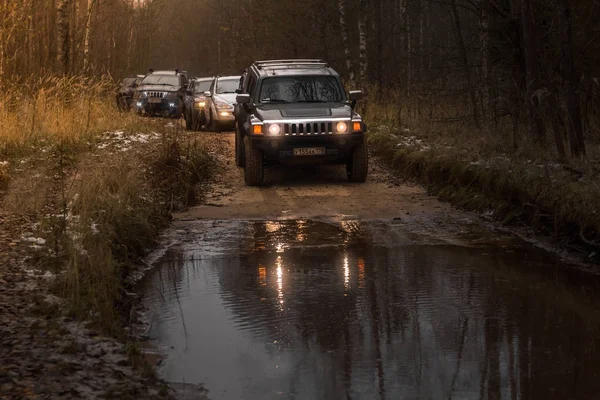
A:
[[344, 255, 350, 289], [276, 256, 284, 304]]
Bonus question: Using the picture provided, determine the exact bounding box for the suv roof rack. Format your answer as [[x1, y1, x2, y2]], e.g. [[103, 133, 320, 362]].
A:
[[254, 59, 328, 69]]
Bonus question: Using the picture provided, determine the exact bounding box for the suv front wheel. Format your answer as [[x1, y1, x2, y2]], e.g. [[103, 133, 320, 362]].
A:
[[243, 136, 264, 186], [347, 136, 368, 182]]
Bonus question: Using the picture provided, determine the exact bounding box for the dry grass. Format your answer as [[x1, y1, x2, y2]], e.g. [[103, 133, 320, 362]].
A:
[[366, 93, 600, 260], [0, 75, 215, 333]]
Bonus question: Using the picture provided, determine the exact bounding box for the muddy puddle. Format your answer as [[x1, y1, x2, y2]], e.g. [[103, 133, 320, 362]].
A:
[[140, 219, 600, 400]]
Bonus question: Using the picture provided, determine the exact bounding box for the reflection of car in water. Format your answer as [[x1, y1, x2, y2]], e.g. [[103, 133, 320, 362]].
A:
[[202, 75, 240, 132], [234, 59, 368, 186], [116, 75, 144, 111], [133, 70, 188, 118], [183, 76, 214, 131]]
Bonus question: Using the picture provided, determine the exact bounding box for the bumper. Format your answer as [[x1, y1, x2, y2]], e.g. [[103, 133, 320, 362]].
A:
[[136, 98, 182, 116], [248, 133, 365, 164], [213, 110, 235, 126]]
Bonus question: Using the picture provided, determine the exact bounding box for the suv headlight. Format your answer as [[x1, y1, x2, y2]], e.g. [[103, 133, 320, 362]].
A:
[[194, 99, 206, 109], [215, 99, 233, 110], [140, 91, 148, 98], [335, 121, 349, 134], [267, 124, 281, 136]]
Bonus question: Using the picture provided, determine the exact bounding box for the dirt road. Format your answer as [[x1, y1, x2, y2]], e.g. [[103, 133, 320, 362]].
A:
[[176, 133, 453, 221], [143, 133, 600, 400]]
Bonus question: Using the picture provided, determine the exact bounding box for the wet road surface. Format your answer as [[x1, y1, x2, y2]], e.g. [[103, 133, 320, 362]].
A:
[[141, 218, 600, 400]]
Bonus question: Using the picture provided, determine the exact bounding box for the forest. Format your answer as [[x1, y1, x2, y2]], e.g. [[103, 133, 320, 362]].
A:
[[1, 0, 600, 158]]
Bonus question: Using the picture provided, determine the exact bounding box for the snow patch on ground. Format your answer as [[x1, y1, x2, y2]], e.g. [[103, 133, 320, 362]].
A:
[[98, 130, 162, 152]]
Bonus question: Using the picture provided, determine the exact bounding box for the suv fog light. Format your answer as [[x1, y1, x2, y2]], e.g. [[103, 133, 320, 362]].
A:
[[336, 122, 348, 133], [268, 124, 281, 136], [169, 102, 176, 108], [136, 101, 143, 108], [219, 111, 230, 117]]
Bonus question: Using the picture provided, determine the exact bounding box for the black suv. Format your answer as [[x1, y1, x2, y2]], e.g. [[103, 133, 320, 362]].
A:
[[116, 75, 144, 111], [134, 70, 188, 118], [234, 59, 367, 186]]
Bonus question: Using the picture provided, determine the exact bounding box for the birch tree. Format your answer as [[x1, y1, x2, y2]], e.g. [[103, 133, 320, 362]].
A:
[[56, 0, 71, 75], [338, 0, 354, 83]]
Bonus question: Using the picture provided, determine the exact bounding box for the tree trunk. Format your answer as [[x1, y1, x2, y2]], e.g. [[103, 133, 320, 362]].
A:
[[451, 0, 481, 129], [338, 0, 354, 82], [0, 0, 5, 79], [520, 0, 546, 142], [358, 0, 368, 83], [56, 0, 71, 75], [375, 0, 383, 90], [480, 0, 491, 132], [560, 2, 586, 158], [82, 0, 95, 72]]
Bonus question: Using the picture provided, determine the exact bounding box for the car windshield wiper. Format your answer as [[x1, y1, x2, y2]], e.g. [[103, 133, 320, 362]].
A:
[[261, 98, 288, 103], [297, 100, 330, 103]]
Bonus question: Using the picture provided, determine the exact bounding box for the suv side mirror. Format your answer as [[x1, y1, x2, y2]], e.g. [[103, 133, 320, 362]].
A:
[[236, 94, 251, 104], [349, 90, 363, 101], [204, 91, 212, 97]]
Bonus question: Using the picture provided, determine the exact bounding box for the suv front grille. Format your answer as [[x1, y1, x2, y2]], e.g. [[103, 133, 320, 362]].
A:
[[283, 122, 334, 136], [147, 91, 166, 98]]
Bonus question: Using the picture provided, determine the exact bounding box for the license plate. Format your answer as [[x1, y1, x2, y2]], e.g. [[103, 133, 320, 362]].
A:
[[293, 147, 326, 156], [148, 97, 162, 104]]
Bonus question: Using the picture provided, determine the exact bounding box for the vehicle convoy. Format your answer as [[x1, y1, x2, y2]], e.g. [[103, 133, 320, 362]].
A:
[[183, 76, 214, 131], [202, 75, 240, 132], [234, 59, 367, 186], [116, 74, 144, 111], [134, 70, 188, 118]]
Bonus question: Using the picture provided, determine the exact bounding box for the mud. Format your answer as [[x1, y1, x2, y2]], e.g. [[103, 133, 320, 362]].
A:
[[177, 133, 452, 221]]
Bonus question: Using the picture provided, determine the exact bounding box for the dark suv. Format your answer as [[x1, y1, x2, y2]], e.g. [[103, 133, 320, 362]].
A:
[[234, 59, 367, 186], [116, 75, 144, 111], [134, 70, 188, 118]]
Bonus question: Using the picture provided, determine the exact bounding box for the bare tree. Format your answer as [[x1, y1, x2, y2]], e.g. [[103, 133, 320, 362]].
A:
[[338, 0, 354, 82], [56, 0, 71, 75], [82, 0, 96, 72], [560, 1, 586, 158], [358, 0, 368, 83]]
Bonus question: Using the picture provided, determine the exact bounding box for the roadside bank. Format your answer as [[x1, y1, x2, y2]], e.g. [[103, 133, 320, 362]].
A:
[[369, 125, 600, 265], [0, 76, 215, 398]]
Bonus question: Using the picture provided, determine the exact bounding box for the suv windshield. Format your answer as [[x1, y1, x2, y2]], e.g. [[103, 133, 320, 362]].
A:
[[216, 78, 239, 94], [195, 80, 212, 93], [142, 75, 180, 86], [259, 76, 343, 103]]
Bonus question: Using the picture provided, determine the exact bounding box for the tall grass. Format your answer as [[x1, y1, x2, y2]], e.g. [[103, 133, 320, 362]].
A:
[[0, 75, 215, 333], [0, 75, 145, 156], [365, 90, 600, 255]]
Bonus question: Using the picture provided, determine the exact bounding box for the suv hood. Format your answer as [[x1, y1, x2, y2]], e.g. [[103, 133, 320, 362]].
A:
[[255, 103, 353, 121], [137, 84, 178, 92]]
